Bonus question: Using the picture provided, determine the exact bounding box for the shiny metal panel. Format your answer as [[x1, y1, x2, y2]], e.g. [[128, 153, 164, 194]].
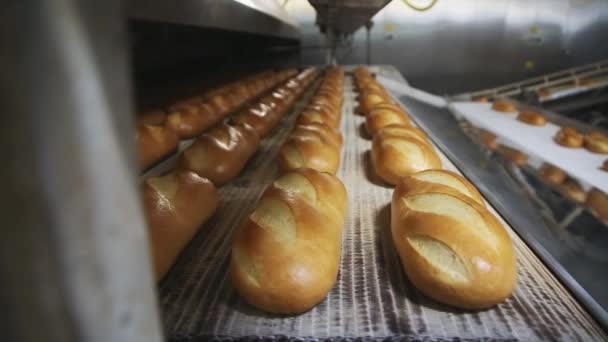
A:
[[285, 0, 608, 93], [128, 0, 300, 40]]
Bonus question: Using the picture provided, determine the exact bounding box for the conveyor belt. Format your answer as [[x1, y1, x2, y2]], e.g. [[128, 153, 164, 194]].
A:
[[158, 74, 606, 341]]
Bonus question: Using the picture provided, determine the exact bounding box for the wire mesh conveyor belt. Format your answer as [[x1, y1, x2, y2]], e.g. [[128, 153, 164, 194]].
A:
[[158, 74, 605, 341]]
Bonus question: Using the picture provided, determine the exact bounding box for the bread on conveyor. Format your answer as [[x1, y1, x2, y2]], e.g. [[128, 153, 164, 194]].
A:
[[166, 104, 218, 139], [366, 107, 412, 137], [478, 129, 498, 150], [372, 128, 442, 185], [230, 169, 347, 314], [496, 145, 528, 166], [586, 188, 608, 222], [177, 122, 260, 185], [583, 132, 608, 154], [517, 111, 546, 126], [391, 170, 517, 309], [538, 163, 567, 186], [473, 95, 489, 102], [560, 178, 587, 203], [137, 109, 166, 126], [375, 124, 430, 146], [137, 124, 180, 171], [143, 170, 218, 280], [554, 127, 584, 148], [492, 99, 517, 113], [278, 125, 342, 174]]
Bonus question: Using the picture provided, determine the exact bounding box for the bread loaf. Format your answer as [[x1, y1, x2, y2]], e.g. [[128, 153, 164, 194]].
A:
[[230, 168, 348, 313], [538, 163, 566, 185], [143, 171, 218, 280], [586, 188, 608, 222], [560, 178, 587, 203], [584, 132, 608, 154], [231, 102, 280, 138], [492, 99, 517, 113], [278, 127, 342, 174], [137, 124, 180, 171], [366, 107, 412, 136], [374, 124, 430, 146], [478, 129, 498, 150], [137, 109, 166, 126], [391, 170, 517, 309], [554, 127, 583, 148], [177, 122, 260, 185], [496, 145, 528, 166], [372, 131, 442, 185], [517, 111, 546, 126]]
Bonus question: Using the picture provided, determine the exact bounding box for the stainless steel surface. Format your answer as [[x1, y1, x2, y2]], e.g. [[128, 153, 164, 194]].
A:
[[309, 0, 390, 35], [285, 0, 608, 94], [453, 59, 608, 100], [128, 0, 300, 40], [0, 1, 162, 341]]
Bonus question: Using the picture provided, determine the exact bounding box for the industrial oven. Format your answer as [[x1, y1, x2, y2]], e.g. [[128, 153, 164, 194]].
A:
[[2, 1, 608, 341]]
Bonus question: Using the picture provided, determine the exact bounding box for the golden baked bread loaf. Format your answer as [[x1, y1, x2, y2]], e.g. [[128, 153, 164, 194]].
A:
[[291, 122, 343, 148], [560, 178, 587, 203], [165, 105, 219, 139], [586, 188, 608, 222], [137, 109, 166, 126], [375, 124, 430, 146], [392, 171, 517, 309], [492, 99, 517, 113], [366, 107, 412, 137], [554, 127, 584, 148], [231, 102, 279, 138], [517, 111, 546, 126], [298, 109, 341, 129], [143, 170, 218, 280], [584, 132, 608, 154], [278, 127, 341, 174], [137, 124, 180, 171], [231, 168, 347, 313], [394, 169, 485, 206], [177, 122, 260, 185], [478, 129, 498, 150], [497, 145, 528, 166], [538, 163, 566, 186], [372, 132, 442, 185]]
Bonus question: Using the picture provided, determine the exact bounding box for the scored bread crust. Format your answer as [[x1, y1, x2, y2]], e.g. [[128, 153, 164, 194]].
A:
[[137, 124, 179, 171], [492, 99, 517, 113], [230, 168, 348, 314], [517, 111, 546, 126], [278, 131, 341, 174], [143, 170, 218, 280], [372, 134, 442, 185], [366, 108, 412, 137], [584, 132, 608, 154], [392, 173, 517, 309], [176, 122, 260, 185], [395, 169, 485, 206], [554, 127, 584, 148]]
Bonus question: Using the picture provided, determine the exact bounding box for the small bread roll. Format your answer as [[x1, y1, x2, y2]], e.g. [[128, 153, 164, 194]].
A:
[[478, 129, 498, 150], [497, 145, 528, 166], [366, 107, 412, 137], [143, 171, 218, 280], [392, 171, 517, 309], [586, 188, 608, 222], [517, 111, 546, 126], [372, 132, 441, 185], [298, 109, 340, 129], [560, 178, 587, 203], [492, 99, 517, 113], [137, 124, 179, 171], [231, 103, 279, 138], [231, 169, 347, 313], [538, 163, 566, 185], [554, 127, 584, 148], [473, 96, 489, 103], [584, 132, 608, 154], [165, 104, 220, 139]]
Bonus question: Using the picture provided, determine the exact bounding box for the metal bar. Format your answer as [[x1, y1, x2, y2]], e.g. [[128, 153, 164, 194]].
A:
[[0, 1, 163, 341]]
